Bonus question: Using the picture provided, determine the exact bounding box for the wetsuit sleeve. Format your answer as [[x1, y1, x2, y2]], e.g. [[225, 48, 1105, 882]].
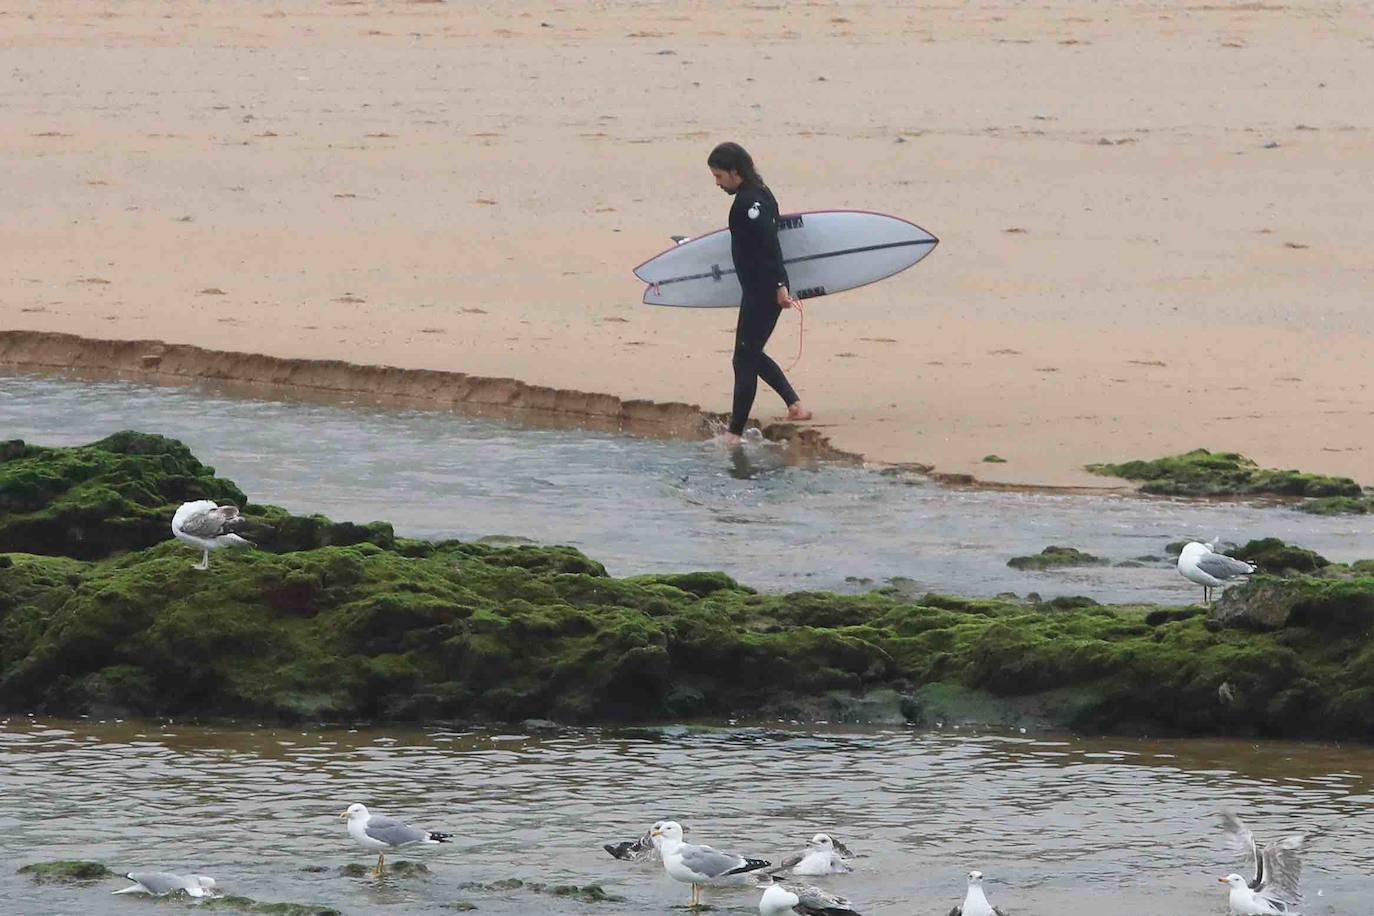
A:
[[759, 189, 789, 289]]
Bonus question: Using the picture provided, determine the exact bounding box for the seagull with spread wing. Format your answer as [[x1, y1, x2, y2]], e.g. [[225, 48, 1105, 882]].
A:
[[778, 832, 853, 876], [604, 820, 689, 863], [1219, 808, 1306, 915], [171, 500, 273, 570], [758, 877, 861, 915]]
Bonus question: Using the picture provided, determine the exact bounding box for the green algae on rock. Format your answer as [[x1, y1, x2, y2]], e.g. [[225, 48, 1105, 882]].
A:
[[1007, 546, 1110, 570], [17, 860, 114, 883], [1086, 449, 1364, 498], [457, 879, 623, 903], [1225, 538, 1329, 575], [1298, 495, 1373, 516], [5, 433, 1374, 741], [0, 432, 247, 559]]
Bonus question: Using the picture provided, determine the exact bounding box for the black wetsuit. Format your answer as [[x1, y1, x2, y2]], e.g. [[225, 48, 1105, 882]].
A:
[[728, 178, 798, 435]]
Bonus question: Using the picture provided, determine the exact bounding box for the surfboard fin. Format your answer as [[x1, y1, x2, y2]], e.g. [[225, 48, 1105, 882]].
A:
[[670, 235, 691, 245]]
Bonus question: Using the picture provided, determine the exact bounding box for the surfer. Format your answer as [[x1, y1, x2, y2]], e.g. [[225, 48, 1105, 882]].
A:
[[707, 142, 812, 446]]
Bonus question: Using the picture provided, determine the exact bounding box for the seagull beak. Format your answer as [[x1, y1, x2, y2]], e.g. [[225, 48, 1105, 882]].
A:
[[649, 830, 662, 837], [1217, 877, 1229, 884], [339, 811, 349, 819]]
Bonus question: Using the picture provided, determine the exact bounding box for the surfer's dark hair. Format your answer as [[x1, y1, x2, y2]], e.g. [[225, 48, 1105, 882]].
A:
[[707, 142, 764, 186]]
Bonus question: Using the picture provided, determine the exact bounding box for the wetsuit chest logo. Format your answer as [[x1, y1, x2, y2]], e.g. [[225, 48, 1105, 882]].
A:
[[747, 202, 761, 220]]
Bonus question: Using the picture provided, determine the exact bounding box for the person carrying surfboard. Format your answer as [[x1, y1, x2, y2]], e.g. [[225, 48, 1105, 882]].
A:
[[707, 141, 812, 446]]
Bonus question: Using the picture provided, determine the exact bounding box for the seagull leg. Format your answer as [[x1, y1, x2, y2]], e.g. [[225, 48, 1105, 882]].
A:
[[194, 549, 209, 571], [690, 884, 699, 907], [374, 853, 385, 877]]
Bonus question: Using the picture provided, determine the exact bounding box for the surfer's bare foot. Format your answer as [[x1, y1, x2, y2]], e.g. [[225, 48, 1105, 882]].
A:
[[783, 402, 813, 422], [718, 431, 743, 447]]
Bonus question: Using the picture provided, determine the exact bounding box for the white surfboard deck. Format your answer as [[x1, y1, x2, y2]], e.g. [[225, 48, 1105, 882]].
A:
[[632, 209, 938, 308]]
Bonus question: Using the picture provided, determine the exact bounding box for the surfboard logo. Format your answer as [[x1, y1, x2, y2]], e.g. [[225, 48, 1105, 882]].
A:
[[747, 202, 761, 220]]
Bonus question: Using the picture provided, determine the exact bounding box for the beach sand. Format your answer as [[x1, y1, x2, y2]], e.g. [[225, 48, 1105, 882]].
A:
[[2, 0, 1371, 487]]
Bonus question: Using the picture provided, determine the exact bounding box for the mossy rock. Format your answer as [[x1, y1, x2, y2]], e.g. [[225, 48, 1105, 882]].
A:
[[530, 883, 624, 902], [1007, 546, 1109, 570], [981, 455, 1007, 463], [7, 433, 1374, 739], [1298, 496, 1372, 515], [1227, 538, 1329, 575], [201, 896, 342, 915], [1086, 449, 1363, 498], [1210, 576, 1374, 632], [18, 860, 114, 883], [0, 432, 247, 559], [455, 880, 621, 904]]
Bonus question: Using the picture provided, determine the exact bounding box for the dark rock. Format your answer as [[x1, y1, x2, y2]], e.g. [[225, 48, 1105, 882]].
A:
[[1209, 576, 1374, 632], [18, 860, 114, 883], [1226, 538, 1328, 574]]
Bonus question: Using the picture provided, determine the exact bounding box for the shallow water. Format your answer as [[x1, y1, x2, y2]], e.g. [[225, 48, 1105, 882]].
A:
[[3, 373, 1371, 604], [1, 718, 1370, 915]]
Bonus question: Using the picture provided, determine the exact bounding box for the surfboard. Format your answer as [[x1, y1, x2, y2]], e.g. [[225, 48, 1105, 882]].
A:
[[632, 209, 938, 308]]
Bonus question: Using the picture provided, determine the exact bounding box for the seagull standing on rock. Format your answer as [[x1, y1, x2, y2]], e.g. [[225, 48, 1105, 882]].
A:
[[171, 500, 273, 570], [1178, 541, 1257, 605], [341, 803, 453, 877]]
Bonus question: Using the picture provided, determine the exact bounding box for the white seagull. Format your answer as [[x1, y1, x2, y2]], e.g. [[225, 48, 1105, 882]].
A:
[[759, 878, 861, 915], [948, 870, 1008, 916], [340, 802, 453, 876], [1179, 541, 1257, 605], [112, 872, 217, 897], [779, 833, 853, 876], [171, 500, 272, 570], [1219, 808, 1305, 915], [650, 820, 771, 908], [604, 820, 688, 862]]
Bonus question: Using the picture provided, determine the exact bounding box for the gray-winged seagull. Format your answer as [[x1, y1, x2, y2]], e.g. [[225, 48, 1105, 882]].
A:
[[171, 500, 273, 570]]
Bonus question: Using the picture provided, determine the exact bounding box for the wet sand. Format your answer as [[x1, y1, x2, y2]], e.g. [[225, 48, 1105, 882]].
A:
[[2, 1, 1371, 486]]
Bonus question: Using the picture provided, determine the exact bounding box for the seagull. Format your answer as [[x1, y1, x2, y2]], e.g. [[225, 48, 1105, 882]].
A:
[[604, 820, 689, 862], [759, 878, 861, 915], [1178, 541, 1257, 605], [341, 803, 453, 876], [650, 820, 771, 908], [112, 872, 217, 897], [1219, 809, 1305, 915], [779, 833, 853, 876], [948, 870, 1008, 916], [171, 500, 273, 570]]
